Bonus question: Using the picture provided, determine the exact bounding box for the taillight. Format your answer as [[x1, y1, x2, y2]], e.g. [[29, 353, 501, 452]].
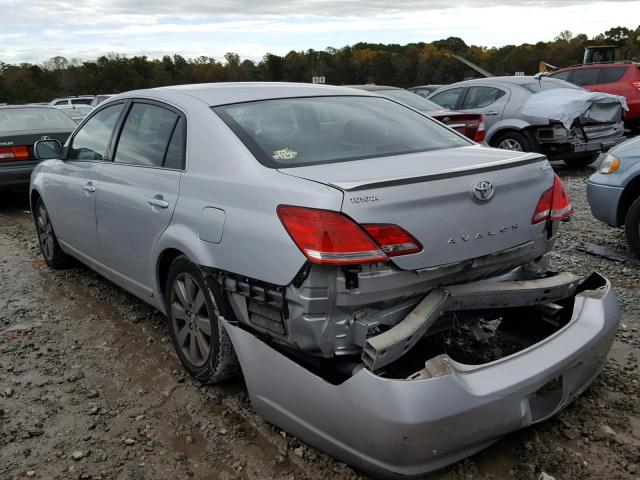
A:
[[631, 81, 640, 92], [361, 224, 422, 256], [473, 117, 486, 142], [532, 175, 573, 224], [0, 146, 29, 162], [277, 205, 387, 264], [276, 205, 422, 265]]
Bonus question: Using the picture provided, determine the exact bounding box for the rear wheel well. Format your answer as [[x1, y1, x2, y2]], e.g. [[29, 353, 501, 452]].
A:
[[489, 128, 535, 146], [157, 248, 185, 299], [618, 176, 640, 225]]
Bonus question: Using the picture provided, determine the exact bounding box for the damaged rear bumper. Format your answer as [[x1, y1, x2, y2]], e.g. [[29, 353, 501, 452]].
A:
[[222, 272, 620, 479]]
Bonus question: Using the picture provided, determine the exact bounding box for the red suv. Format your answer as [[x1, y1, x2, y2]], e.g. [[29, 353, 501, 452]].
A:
[[549, 63, 640, 131]]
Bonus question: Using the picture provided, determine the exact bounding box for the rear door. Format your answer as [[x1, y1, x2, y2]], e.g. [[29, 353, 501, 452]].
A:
[[44, 102, 125, 261], [429, 87, 465, 110], [96, 100, 185, 298], [601, 66, 629, 96], [459, 86, 509, 131]]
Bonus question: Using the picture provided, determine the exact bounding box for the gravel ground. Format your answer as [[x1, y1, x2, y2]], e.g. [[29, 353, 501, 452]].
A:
[[1, 164, 639, 480]]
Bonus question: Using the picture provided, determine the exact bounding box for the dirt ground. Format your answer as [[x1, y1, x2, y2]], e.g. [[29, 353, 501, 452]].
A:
[[1, 164, 639, 480]]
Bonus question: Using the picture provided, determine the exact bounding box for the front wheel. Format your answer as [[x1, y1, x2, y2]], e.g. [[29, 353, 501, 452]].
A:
[[165, 256, 239, 384], [491, 131, 532, 152], [33, 197, 72, 269], [625, 197, 640, 260]]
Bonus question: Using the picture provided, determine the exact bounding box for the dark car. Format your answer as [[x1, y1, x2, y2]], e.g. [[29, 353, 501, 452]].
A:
[[548, 63, 640, 132], [348, 85, 485, 142], [0, 106, 76, 189]]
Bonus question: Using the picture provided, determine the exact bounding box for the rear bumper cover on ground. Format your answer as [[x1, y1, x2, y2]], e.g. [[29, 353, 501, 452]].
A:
[[222, 272, 620, 479]]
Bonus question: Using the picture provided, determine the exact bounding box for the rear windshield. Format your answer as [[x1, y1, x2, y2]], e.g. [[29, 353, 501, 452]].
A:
[[214, 96, 471, 168], [374, 89, 443, 112], [522, 78, 581, 93], [0, 107, 77, 132]]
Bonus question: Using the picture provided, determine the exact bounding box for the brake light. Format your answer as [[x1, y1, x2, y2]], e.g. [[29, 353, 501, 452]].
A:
[[473, 117, 486, 142], [362, 224, 422, 256], [532, 175, 573, 224], [277, 205, 387, 264], [0, 146, 29, 162], [631, 81, 640, 92]]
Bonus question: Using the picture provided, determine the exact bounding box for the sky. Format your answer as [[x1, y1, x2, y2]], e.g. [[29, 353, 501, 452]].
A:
[[0, 0, 638, 64]]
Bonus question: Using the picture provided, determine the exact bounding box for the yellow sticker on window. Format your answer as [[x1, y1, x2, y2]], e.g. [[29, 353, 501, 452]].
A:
[[272, 147, 298, 161]]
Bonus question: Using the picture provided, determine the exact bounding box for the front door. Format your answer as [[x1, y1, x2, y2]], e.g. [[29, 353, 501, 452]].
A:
[[44, 103, 125, 261], [96, 101, 185, 298]]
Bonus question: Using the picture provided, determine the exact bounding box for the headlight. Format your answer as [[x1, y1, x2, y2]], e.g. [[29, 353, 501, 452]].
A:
[[599, 153, 620, 174]]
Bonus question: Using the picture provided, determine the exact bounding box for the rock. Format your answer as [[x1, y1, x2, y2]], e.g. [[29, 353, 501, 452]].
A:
[[124, 438, 135, 446], [293, 447, 304, 458], [219, 428, 228, 435], [601, 425, 616, 436], [184, 435, 194, 445], [538, 473, 556, 480], [561, 427, 580, 440], [175, 451, 187, 462], [86, 390, 100, 399], [4, 387, 14, 398], [275, 454, 288, 466], [87, 406, 99, 416], [72, 450, 84, 461], [26, 471, 36, 478], [628, 464, 638, 474]]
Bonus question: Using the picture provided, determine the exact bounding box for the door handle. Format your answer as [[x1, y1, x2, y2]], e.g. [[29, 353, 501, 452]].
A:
[[485, 111, 499, 116], [83, 182, 96, 193], [148, 196, 169, 209]]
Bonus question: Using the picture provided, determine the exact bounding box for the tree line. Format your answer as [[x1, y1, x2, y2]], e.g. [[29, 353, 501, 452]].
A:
[[1, 25, 638, 104]]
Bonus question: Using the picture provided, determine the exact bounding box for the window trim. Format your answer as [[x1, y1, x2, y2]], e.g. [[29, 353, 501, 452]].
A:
[[64, 100, 128, 163], [109, 99, 187, 171]]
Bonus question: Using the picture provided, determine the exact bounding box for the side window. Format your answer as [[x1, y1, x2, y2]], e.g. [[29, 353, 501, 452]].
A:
[[163, 117, 186, 170], [412, 88, 431, 99], [461, 87, 506, 109], [550, 70, 571, 82], [602, 67, 628, 84], [430, 87, 464, 110], [53, 100, 68, 106], [72, 98, 93, 105], [68, 103, 124, 161], [572, 68, 602, 86], [114, 103, 179, 168]]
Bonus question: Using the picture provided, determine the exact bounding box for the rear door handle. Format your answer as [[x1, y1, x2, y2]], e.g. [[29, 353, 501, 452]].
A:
[[485, 111, 499, 116], [148, 196, 169, 209], [83, 182, 96, 193]]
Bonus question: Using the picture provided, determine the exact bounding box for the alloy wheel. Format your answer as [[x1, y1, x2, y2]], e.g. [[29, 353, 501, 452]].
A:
[[497, 138, 523, 151], [170, 273, 212, 367], [37, 203, 55, 261]]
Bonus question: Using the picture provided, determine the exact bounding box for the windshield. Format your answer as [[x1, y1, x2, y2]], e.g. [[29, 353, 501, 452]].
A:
[[214, 96, 471, 168], [0, 107, 77, 132], [522, 78, 581, 93], [375, 89, 443, 111]]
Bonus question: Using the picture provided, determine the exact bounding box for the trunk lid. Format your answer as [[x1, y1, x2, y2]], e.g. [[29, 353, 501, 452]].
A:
[[279, 145, 553, 271]]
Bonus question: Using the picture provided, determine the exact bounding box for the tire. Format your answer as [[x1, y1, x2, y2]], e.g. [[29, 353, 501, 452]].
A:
[[165, 256, 239, 384], [563, 154, 599, 168], [625, 196, 640, 260], [491, 131, 532, 152], [33, 197, 73, 269]]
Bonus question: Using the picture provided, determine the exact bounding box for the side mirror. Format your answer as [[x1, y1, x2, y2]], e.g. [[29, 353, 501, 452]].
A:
[[34, 139, 63, 160]]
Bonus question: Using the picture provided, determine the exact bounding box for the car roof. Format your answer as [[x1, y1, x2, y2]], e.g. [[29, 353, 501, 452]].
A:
[[554, 62, 639, 72], [117, 82, 375, 107], [0, 105, 59, 110], [344, 85, 400, 92]]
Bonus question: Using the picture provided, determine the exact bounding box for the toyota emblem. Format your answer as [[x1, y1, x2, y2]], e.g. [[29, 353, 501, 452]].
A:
[[472, 181, 494, 201]]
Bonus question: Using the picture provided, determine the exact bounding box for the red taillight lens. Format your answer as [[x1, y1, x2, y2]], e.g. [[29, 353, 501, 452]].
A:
[[473, 117, 486, 142], [277, 205, 387, 264], [532, 175, 573, 224], [362, 224, 422, 256], [0, 146, 29, 162], [631, 81, 640, 92]]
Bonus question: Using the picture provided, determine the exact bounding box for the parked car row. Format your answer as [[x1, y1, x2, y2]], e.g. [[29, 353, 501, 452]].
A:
[[26, 82, 625, 478], [49, 94, 116, 124]]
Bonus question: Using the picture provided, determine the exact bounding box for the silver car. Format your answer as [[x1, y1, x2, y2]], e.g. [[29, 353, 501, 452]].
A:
[[428, 76, 626, 167], [30, 83, 620, 478], [587, 135, 640, 258]]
